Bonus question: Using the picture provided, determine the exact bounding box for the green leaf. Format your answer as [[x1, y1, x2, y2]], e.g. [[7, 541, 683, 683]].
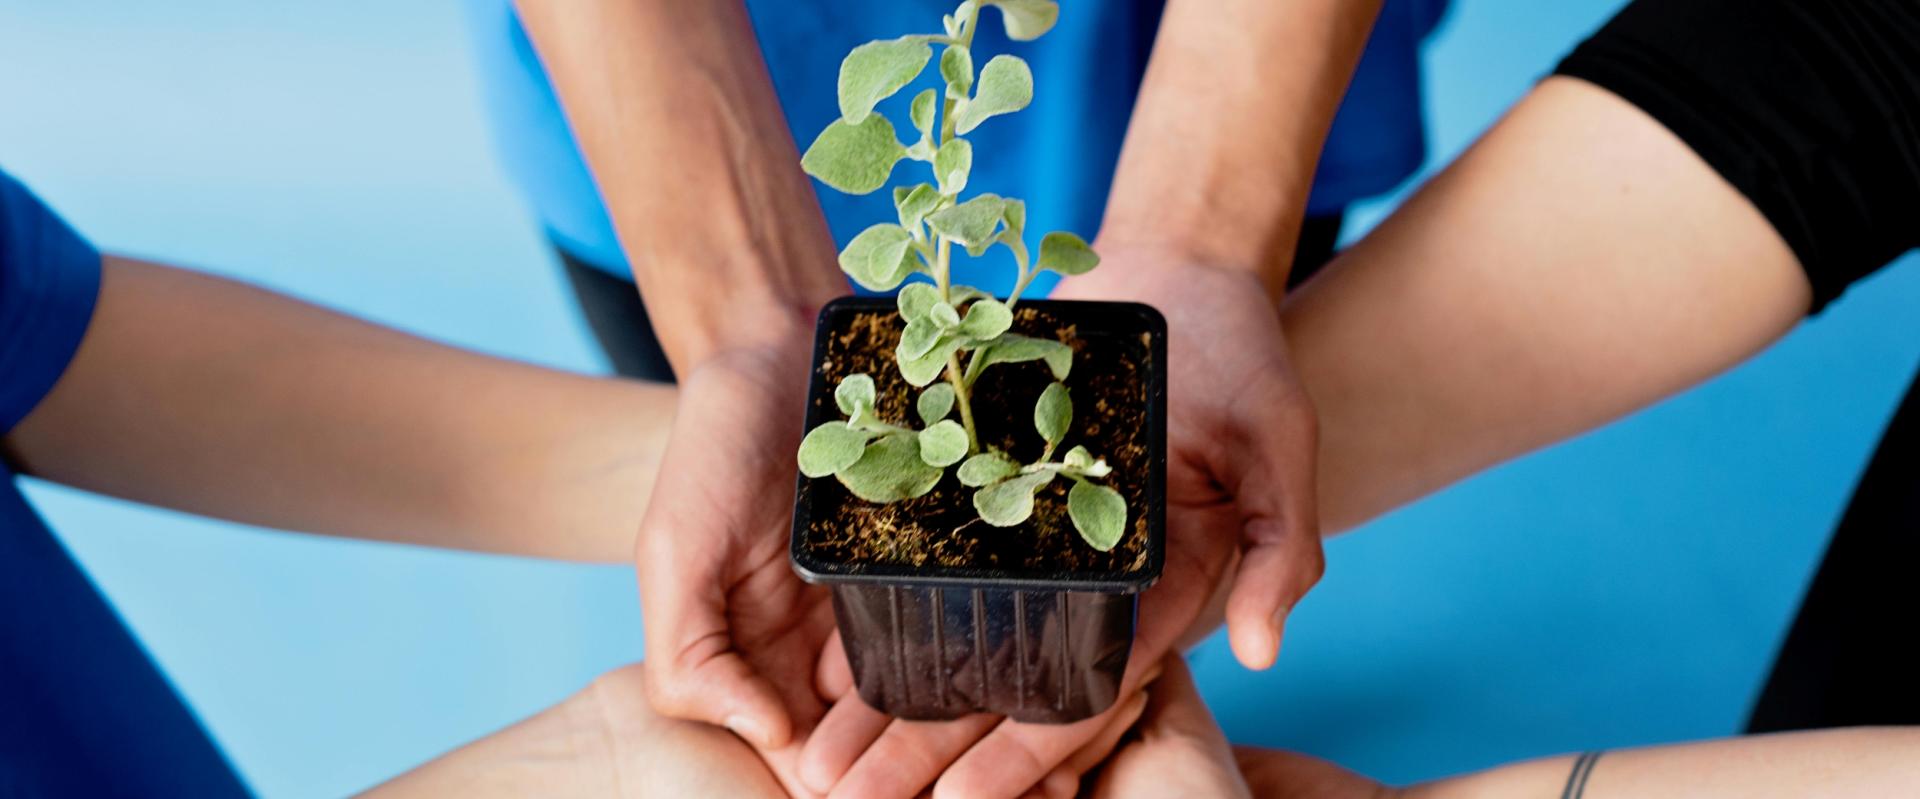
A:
[[897, 282, 941, 321], [957, 298, 1012, 340], [899, 317, 942, 360], [1000, 198, 1027, 237], [909, 88, 937, 139], [975, 333, 1071, 380], [957, 452, 1020, 486], [948, 285, 991, 306], [801, 115, 907, 195], [1034, 381, 1071, 445], [917, 383, 956, 425], [940, 45, 974, 97], [982, 0, 1059, 40], [973, 471, 1054, 526], [894, 183, 944, 230], [838, 433, 944, 502], [899, 335, 964, 387], [934, 138, 973, 195], [1067, 481, 1127, 551], [918, 419, 969, 467], [929, 301, 961, 328], [835, 373, 876, 416], [838, 224, 918, 291], [953, 55, 1032, 134], [1037, 231, 1100, 275], [838, 37, 934, 124], [1063, 445, 1093, 470], [798, 422, 872, 478], [926, 194, 1005, 248]]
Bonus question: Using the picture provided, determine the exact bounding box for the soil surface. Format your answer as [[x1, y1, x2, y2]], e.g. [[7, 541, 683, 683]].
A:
[[802, 304, 1154, 577]]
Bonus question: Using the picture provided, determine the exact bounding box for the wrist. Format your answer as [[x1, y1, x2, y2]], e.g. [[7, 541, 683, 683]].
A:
[[649, 287, 828, 369]]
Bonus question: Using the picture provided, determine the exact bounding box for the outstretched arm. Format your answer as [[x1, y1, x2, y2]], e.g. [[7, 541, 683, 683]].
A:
[[1285, 77, 1812, 533], [4, 256, 673, 563]]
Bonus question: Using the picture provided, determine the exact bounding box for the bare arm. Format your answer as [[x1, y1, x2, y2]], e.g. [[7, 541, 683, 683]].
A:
[[1283, 77, 1813, 532], [511, 0, 845, 368], [3, 256, 672, 563], [1098, 0, 1384, 296]]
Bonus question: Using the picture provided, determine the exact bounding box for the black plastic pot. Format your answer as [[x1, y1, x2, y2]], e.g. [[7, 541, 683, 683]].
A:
[[791, 297, 1167, 724]]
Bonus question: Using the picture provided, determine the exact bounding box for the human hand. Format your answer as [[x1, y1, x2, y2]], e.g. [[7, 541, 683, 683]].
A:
[[1086, 656, 1250, 799], [633, 343, 838, 795], [796, 245, 1324, 798], [361, 663, 788, 798]]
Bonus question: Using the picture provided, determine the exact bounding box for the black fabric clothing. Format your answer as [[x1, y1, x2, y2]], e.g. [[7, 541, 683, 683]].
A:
[[1555, 0, 1920, 314], [555, 213, 1345, 381], [1748, 369, 1920, 732]]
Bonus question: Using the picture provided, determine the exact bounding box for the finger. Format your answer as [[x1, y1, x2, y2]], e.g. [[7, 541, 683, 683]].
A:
[[1223, 389, 1324, 671], [827, 714, 999, 799], [817, 628, 855, 700], [1225, 520, 1322, 671], [799, 693, 892, 795], [930, 691, 1146, 799], [1048, 688, 1151, 788], [639, 536, 793, 749]]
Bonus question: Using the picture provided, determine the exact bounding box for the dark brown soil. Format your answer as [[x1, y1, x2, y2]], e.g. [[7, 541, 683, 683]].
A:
[[803, 304, 1153, 576]]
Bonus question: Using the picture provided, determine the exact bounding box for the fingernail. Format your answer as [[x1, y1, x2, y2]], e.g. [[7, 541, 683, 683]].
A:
[[724, 714, 767, 747]]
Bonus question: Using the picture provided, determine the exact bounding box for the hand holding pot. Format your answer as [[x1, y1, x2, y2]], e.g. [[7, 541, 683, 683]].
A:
[[633, 344, 838, 794], [796, 248, 1323, 798]]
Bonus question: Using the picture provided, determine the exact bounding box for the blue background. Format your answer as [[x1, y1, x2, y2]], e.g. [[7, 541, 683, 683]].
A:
[[2, 1, 1916, 795]]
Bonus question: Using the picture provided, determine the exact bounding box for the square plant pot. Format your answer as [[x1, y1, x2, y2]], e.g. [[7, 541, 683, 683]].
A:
[[790, 296, 1166, 724]]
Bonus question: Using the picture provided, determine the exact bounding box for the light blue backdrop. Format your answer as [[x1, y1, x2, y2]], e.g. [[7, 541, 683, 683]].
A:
[[3, 1, 1916, 795]]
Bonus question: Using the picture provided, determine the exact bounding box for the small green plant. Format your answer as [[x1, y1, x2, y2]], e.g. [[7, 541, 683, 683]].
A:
[[794, 0, 1127, 552]]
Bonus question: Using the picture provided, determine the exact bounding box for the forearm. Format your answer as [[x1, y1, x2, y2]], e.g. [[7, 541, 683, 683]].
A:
[[1281, 79, 1811, 533], [1406, 727, 1920, 799], [3, 257, 670, 562], [1100, 0, 1382, 292], [514, 0, 844, 368]]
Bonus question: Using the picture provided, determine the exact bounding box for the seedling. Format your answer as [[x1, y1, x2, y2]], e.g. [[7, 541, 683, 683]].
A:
[[793, 0, 1126, 551]]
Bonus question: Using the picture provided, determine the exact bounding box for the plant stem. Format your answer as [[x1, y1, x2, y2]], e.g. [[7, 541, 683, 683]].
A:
[[946, 354, 979, 451]]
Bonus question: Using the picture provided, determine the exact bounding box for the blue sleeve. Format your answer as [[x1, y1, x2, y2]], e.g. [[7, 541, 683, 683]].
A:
[[0, 168, 101, 435]]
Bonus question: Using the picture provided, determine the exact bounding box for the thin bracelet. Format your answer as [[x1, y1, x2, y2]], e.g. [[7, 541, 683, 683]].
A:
[[1561, 750, 1604, 799]]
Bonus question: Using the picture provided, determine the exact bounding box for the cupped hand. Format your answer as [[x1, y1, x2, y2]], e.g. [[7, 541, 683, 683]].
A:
[[797, 245, 1325, 798], [1087, 656, 1250, 799], [634, 343, 838, 795]]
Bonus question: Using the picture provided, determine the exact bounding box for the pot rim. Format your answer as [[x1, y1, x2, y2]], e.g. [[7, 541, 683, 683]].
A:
[[789, 296, 1168, 594]]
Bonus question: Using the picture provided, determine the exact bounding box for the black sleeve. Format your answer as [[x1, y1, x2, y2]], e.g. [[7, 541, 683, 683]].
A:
[[1555, 0, 1920, 314]]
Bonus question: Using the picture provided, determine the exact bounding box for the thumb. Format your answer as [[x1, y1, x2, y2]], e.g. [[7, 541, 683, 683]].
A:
[[1225, 519, 1323, 671], [638, 550, 794, 749]]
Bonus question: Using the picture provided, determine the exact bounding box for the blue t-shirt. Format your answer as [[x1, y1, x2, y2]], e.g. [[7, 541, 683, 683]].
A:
[[466, 0, 1448, 297], [0, 170, 249, 797]]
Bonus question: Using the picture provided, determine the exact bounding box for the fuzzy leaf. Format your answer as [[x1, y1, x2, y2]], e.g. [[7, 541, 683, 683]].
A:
[[953, 55, 1032, 134], [1037, 231, 1099, 275], [926, 194, 1005, 248], [973, 471, 1054, 526], [899, 335, 964, 387], [957, 452, 1020, 486], [1000, 198, 1027, 237], [975, 334, 1071, 380], [1068, 481, 1126, 551], [957, 298, 1012, 340], [894, 183, 944, 230], [1035, 382, 1071, 445], [949, 285, 991, 306], [909, 88, 938, 139], [838, 433, 944, 502], [801, 115, 907, 195], [983, 0, 1059, 40], [838, 224, 918, 291], [934, 138, 973, 195], [798, 422, 872, 478], [835, 373, 877, 416], [1063, 445, 1093, 470], [930, 301, 961, 329], [897, 282, 942, 321], [901, 317, 944, 360], [918, 419, 969, 467], [917, 383, 956, 425], [838, 37, 933, 124], [940, 45, 974, 97]]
